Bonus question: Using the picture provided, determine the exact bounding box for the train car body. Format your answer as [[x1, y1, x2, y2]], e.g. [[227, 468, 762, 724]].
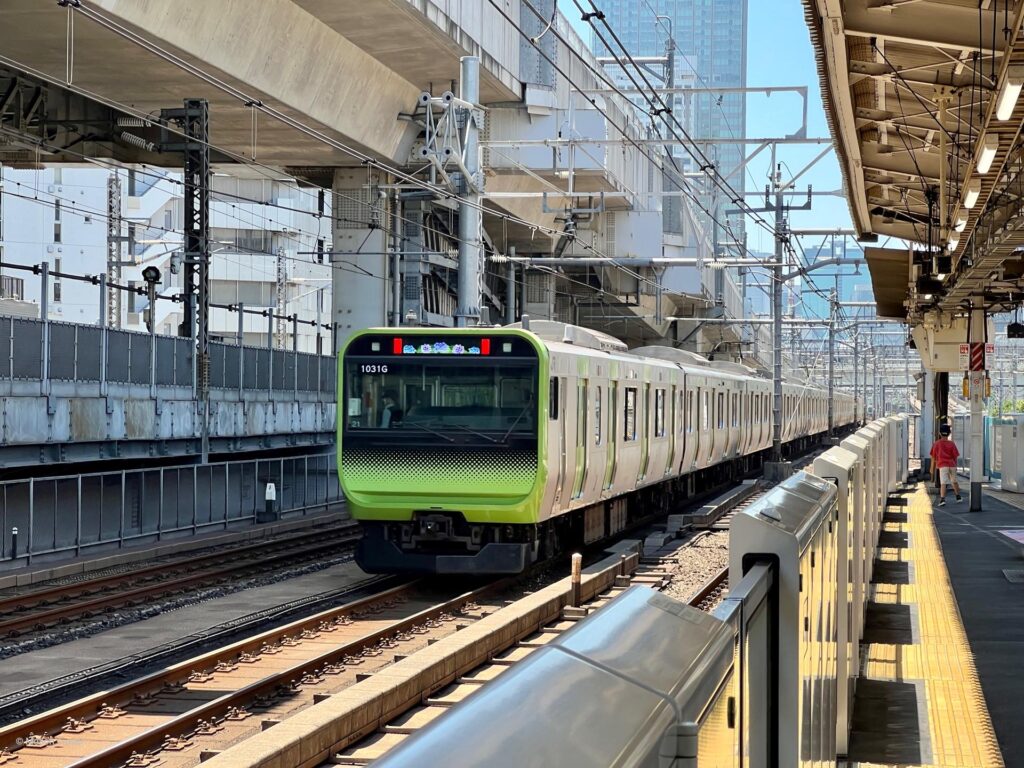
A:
[[339, 322, 857, 574]]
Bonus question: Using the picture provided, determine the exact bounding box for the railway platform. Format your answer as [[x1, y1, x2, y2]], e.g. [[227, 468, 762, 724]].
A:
[[848, 482, 1007, 767], [927, 484, 1024, 765]]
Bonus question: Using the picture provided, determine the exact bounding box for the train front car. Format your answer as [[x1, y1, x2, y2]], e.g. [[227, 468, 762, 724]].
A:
[[339, 329, 546, 574]]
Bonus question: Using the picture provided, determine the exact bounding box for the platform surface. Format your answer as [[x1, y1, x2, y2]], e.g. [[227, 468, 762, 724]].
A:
[[848, 483, 1009, 768]]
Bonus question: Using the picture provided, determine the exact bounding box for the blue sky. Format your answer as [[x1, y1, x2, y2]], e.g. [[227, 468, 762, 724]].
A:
[[568, 1, 853, 255]]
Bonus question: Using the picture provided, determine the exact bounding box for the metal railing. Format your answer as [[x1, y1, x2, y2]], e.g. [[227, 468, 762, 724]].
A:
[[0, 316, 336, 399], [0, 452, 343, 566]]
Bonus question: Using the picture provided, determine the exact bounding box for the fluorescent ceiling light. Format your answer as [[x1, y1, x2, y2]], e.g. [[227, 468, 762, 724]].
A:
[[922, 294, 934, 300], [964, 179, 981, 209], [996, 64, 1024, 120], [936, 273, 947, 281], [977, 134, 999, 174], [948, 235, 960, 250], [954, 212, 968, 232]]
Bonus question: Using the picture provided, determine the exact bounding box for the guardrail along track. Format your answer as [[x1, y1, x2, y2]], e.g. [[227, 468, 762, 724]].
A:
[[0, 525, 361, 639]]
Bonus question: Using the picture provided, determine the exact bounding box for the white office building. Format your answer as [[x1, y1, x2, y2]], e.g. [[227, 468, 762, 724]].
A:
[[0, 164, 332, 352]]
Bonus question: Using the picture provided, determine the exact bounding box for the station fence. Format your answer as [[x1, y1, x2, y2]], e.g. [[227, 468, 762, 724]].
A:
[[0, 452, 343, 566], [0, 316, 336, 398]]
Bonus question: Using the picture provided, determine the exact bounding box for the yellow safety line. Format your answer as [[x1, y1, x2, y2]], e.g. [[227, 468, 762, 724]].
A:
[[857, 485, 1004, 768]]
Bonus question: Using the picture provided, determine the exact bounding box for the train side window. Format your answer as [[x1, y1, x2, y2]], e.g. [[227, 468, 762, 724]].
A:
[[732, 393, 738, 427], [624, 387, 637, 441], [717, 392, 725, 429], [654, 388, 665, 437], [549, 377, 559, 420], [679, 391, 685, 434], [595, 386, 602, 445], [702, 389, 709, 431], [687, 391, 694, 433]]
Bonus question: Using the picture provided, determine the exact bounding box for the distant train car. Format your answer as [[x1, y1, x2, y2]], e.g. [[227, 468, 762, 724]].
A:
[[339, 321, 857, 574]]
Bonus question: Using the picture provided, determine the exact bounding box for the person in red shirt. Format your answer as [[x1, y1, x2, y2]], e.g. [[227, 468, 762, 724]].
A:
[[930, 425, 961, 506]]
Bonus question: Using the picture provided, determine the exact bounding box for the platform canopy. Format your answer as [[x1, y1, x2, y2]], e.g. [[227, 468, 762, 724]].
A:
[[803, 0, 1024, 321]]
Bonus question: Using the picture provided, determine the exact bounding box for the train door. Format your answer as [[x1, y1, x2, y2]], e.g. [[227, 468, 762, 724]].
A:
[[677, 386, 687, 474], [604, 381, 617, 491], [743, 390, 751, 454], [729, 389, 739, 456], [667, 383, 677, 475], [639, 382, 651, 481], [551, 375, 567, 503], [694, 384, 704, 468], [571, 379, 587, 499]]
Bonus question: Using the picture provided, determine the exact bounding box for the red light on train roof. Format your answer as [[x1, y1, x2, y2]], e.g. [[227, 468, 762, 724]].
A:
[[481, 338, 491, 355], [392, 337, 403, 354]]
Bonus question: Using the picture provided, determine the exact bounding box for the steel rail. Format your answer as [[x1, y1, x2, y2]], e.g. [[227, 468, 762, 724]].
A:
[[0, 527, 361, 637]]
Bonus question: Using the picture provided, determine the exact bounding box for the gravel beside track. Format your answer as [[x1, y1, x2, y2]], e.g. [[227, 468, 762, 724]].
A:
[[656, 530, 730, 604]]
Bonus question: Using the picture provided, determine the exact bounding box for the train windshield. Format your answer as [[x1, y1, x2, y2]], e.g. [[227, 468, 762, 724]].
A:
[[344, 358, 539, 441]]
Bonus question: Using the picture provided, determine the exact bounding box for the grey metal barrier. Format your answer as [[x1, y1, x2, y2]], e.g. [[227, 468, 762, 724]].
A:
[[0, 317, 336, 398], [0, 452, 344, 567]]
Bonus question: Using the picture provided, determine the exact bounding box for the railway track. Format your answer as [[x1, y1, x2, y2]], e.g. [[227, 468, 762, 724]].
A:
[[0, 524, 361, 641], [0, 577, 510, 767]]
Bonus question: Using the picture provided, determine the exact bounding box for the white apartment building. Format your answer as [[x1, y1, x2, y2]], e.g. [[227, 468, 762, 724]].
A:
[[0, 164, 332, 353]]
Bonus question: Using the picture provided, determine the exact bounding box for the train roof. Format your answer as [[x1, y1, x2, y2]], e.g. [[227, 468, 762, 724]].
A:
[[629, 346, 709, 367], [508, 320, 628, 353]]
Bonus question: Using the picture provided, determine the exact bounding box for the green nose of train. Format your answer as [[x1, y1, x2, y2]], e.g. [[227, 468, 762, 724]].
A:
[[339, 329, 547, 574]]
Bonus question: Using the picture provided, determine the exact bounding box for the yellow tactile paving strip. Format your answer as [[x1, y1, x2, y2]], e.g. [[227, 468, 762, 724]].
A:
[[855, 485, 1004, 768]]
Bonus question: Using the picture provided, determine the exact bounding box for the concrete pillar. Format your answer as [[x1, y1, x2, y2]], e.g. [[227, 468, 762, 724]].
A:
[[455, 56, 483, 327], [332, 169, 389, 348]]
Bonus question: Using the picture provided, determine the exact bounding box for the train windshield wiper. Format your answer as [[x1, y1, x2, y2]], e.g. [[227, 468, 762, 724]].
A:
[[403, 421, 456, 443], [500, 405, 532, 443], [446, 424, 499, 443]]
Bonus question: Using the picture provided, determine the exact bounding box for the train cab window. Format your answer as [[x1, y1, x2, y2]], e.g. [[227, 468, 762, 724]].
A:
[[654, 389, 666, 437], [731, 393, 738, 427], [549, 377, 559, 420], [624, 387, 637, 441], [717, 392, 725, 429], [595, 386, 602, 445]]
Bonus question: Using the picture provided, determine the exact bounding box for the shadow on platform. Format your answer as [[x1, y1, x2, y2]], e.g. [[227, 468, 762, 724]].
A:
[[849, 678, 925, 764]]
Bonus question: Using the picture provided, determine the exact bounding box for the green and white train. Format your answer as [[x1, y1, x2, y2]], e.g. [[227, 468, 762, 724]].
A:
[[339, 320, 857, 574]]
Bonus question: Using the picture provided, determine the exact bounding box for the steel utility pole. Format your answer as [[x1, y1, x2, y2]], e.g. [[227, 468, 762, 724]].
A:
[[391, 191, 402, 326], [771, 162, 786, 467], [828, 289, 836, 437], [163, 98, 211, 464]]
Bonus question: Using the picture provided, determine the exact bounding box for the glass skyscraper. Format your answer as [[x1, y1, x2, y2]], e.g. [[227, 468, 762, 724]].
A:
[[592, 0, 748, 245]]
